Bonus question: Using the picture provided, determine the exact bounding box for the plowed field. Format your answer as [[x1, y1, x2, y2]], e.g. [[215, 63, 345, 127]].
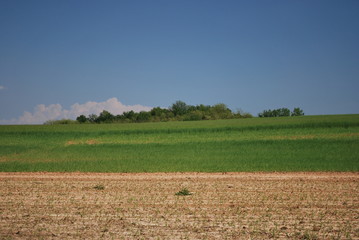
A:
[[1, 172, 358, 239]]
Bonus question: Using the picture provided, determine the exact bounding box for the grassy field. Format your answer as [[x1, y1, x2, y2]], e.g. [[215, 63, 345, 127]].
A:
[[0, 114, 358, 172]]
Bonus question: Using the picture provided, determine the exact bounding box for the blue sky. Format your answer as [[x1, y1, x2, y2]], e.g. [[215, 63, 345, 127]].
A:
[[0, 0, 358, 124]]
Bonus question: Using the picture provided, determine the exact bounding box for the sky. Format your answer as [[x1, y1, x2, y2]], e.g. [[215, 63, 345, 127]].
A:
[[0, 0, 358, 124]]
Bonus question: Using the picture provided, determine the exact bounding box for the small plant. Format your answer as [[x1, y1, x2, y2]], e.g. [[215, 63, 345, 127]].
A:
[[300, 231, 318, 240], [94, 184, 105, 190], [175, 188, 192, 196]]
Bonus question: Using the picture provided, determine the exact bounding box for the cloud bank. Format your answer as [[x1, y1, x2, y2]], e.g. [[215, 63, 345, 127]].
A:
[[0, 98, 153, 125]]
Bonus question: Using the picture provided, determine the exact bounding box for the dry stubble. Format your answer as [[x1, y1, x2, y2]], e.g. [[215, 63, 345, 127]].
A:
[[0, 172, 358, 239]]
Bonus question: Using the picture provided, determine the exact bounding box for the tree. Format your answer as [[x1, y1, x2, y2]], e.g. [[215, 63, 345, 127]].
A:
[[76, 115, 87, 123], [196, 104, 211, 112], [291, 108, 304, 116], [170, 100, 189, 116], [97, 110, 114, 123], [234, 109, 253, 118], [122, 111, 136, 122], [75, 101, 254, 123], [88, 114, 98, 123], [210, 103, 232, 119], [259, 107, 304, 117], [183, 110, 204, 121], [150, 107, 164, 117], [136, 111, 151, 122], [278, 108, 290, 117]]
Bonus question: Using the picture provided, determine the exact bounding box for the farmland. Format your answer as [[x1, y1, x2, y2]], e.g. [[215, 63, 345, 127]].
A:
[[0, 114, 358, 172], [1, 172, 358, 239], [0, 114, 359, 239]]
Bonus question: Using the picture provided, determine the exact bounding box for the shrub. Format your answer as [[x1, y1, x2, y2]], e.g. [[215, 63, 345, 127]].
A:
[[259, 108, 303, 117], [175, 188, 192, 196], [44, 119, 78, 125], [183, 110, 204, 121], [94, 184, 105, 190]]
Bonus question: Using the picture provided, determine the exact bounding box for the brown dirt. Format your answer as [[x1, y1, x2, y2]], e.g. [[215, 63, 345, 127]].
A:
[[65, 139, 101, 146], [1, 172, 358, 239]]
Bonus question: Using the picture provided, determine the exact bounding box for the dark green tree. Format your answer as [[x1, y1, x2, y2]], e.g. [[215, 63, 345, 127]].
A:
[[278, 108, 291, 117], [259, 107, 304, 117], [136, 111, 151, 122], [97, 110, 114, 123], [88, 114, 98, 123], [291, 107, 304, 116], [76, 115, 87, 123], [122, 111, 136, 122], [170, 100, 189, 116], [150, 107, 164, 117]]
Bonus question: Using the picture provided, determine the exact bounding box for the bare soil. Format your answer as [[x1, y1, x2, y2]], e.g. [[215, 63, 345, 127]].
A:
[[1, 172, 358, 239]]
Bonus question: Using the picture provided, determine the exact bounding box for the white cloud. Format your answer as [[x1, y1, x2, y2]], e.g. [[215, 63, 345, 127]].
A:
[[0, 98, 153, 125], [0, 85, 5, 90]]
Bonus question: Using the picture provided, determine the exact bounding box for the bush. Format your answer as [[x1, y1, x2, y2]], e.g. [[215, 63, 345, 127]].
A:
[[210, 103, 232, 119], [93, 184, 105, 190], [175, 188, 192, 196], [183, 110, 204, 121], [234, 109, 253, 118], [259, 108, 303, 117], [44, 119, 78, 125]]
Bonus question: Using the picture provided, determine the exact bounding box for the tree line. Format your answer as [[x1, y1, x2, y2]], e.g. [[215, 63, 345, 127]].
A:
[[43, 101, 304, 125], [258, 107, 304, 117], [75, 101, 253, 124]]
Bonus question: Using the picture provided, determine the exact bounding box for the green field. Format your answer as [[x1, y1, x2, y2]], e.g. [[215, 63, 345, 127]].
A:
[[0, 114, 358, 172]]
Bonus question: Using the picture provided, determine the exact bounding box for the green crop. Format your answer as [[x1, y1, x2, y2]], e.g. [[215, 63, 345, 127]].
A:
[[0, 114, 358, 172]]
